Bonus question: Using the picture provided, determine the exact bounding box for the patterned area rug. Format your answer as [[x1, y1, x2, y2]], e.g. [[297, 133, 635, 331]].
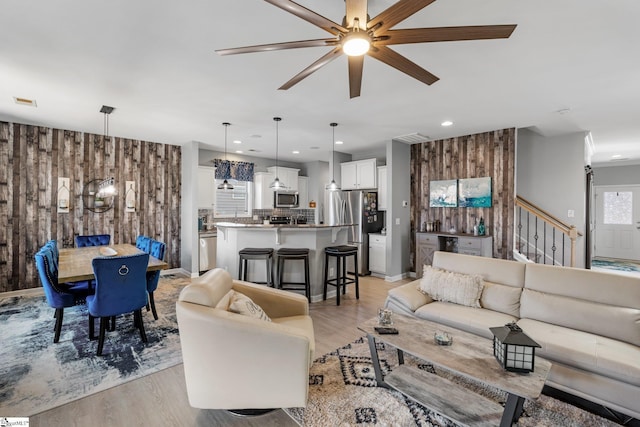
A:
[[285, 337, 618, 426], [0, 275, 190, 417]]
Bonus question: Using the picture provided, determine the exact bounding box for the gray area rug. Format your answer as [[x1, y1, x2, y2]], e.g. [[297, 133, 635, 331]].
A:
[[0, 275, 189, 417], [285, 337, 618, 426]]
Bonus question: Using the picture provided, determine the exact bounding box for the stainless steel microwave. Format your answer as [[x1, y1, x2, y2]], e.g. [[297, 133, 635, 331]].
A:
[[274, 191, 299, 208]]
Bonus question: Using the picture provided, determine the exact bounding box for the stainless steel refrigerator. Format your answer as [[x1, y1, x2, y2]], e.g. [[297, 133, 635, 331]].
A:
[[325, 189, 383, 275]]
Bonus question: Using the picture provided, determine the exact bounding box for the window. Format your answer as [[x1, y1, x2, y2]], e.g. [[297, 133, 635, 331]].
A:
[[603, 191, 632, 225], [214, 180, 252, 218]]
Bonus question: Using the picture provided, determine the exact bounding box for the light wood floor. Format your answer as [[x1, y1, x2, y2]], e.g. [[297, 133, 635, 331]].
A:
[[30, 275, 411, 427]]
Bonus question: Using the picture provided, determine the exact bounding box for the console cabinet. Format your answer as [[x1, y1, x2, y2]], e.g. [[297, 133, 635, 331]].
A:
[[416, 232, 493, 278]]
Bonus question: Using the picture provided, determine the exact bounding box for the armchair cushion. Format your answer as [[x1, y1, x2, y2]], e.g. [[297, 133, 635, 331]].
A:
[[228, 291, 272, 322]]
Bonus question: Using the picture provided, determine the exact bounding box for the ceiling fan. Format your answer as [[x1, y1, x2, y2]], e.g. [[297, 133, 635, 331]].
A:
[[216, 0, 517, 98]]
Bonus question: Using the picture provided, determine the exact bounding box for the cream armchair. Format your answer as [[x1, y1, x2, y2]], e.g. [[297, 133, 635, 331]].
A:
[[176, 268, 315, 411]]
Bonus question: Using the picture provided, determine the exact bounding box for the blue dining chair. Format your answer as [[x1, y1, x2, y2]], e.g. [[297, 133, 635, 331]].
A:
[[75, 234, 111, 247], [88, 253, 150, 356], [35, 243, 92, 343], [146, 239, 166, 320]]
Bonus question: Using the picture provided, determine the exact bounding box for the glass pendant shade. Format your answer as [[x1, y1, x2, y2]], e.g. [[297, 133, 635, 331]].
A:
[[217, 122, 234, 190], [326, 122, 341, 191], [269, 117, 285, 189]]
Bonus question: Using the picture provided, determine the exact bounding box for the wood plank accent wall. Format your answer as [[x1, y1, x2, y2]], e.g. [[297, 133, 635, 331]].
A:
[[0, 121, 181, 292], [410, 128, 516, 269]]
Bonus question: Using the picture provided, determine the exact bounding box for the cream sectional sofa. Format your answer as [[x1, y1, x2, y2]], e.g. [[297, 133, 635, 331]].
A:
[[385, 251, 640, 420]]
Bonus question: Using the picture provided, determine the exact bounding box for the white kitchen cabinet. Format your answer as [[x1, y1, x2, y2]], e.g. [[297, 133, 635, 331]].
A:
[[369, 233, 387, 275], [253, 171, 274, 209], [296, 176, 309, 208], [340, 158, 377, 190], [267, 166, 299, 191], [377, 166, 387, 210], [197, 166, 216, 209]]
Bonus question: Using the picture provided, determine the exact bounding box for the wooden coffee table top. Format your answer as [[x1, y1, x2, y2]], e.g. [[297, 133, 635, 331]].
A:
[[358, 313, 551, 400]]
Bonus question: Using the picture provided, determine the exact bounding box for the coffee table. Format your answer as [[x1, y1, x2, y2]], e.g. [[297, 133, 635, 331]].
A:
[[358, 313, 551, 427]]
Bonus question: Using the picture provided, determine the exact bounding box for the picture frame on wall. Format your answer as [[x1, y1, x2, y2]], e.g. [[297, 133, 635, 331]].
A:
[[458, 177, 492, 207], [429, 179, 458, 207]]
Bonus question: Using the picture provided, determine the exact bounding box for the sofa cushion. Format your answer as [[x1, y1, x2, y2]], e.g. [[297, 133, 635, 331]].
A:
[[517, 319, 640, 387], [228, 291, 272, 322], [520, 288, 640, 347], [480, 281, 522, 317], [418, 266, 484, 308], [414, 301, 518, 340]]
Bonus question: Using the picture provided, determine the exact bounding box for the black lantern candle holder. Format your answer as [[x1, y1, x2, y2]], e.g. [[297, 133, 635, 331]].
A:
[[490, 322, 540, 373]]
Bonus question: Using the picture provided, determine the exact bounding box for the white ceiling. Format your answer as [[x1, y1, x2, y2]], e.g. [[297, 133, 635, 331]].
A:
[[1, 0, 639, 166]]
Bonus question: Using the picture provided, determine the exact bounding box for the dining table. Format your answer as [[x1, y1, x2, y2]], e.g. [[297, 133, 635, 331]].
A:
[[58, 243, 168, 283]]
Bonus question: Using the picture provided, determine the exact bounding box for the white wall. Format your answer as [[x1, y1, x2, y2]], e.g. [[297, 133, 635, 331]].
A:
[[517, 129, 587, 267], [593, 165, 640, 185], [386, 140, 411, 279]]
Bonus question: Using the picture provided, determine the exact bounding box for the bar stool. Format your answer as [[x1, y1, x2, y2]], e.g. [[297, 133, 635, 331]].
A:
[[323, 245, 359, 306], [238, 248, 274, 287], [276, 248, 311, 302]]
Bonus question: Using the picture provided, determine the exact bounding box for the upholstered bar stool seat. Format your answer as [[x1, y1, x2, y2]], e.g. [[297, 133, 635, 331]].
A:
[[323, 245, 359, 306], [276, 248, 311, 302], [238, 248, 274, 287]]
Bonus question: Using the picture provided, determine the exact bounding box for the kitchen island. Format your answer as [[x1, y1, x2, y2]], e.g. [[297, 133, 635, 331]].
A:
[[215, 222, 353, 302]]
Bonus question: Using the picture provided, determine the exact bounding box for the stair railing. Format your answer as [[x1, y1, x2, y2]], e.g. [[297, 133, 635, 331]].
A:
[[515, 196, 581, 267]]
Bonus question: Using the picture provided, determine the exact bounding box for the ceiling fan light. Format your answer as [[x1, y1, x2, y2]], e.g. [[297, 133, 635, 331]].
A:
[[342, 32, 370, 56]]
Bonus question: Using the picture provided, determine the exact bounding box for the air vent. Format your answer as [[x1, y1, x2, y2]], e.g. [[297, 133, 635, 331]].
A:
[[13, 97, 37, 107], [393, 132, 430, 144]]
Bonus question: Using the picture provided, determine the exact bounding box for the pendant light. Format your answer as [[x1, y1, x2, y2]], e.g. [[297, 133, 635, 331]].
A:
[[217, 122, 234, 190], [326, 122, 341, 191], [269, 117, 285, 189]]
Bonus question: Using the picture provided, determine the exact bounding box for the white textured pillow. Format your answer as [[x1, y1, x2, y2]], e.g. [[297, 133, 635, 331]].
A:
[[228, 291, 272, 322], [418, 265, 484, 308]]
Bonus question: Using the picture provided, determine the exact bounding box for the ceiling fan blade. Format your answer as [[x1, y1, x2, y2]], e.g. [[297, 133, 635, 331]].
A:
[[346, 0, 368, 30], [265, 0, 347, 35], [368, 0, 436, 33], [368, 45, 438, 85], [376, 25, 517, 46], [348, 55, 364, 98], [279, 47, 343, 90], [216, 38, 337, 56]]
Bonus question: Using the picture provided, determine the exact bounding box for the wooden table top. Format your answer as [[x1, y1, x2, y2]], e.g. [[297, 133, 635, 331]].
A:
[[59, 243, 169, 283], [358, 313, 551, 400]]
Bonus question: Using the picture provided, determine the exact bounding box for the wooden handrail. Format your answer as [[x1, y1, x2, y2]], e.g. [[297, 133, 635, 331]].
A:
[[515, 196, 582, 237], [515, 195, 582, 267]]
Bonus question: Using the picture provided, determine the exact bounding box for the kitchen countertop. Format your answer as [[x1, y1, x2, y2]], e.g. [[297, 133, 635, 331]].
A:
[[214, 222, 356, 229]]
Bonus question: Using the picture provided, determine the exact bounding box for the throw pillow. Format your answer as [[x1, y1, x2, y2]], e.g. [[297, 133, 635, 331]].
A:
[[228, 291, 272, 322], [418, 265, 484, 308]]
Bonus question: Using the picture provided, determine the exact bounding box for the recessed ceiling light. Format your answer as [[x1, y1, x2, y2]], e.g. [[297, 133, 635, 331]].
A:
[[441, 120, 453, 127], [14, 97, 37, 107], [335, 140, 344, 145], [292, 150, 300, 154], [233, 140, 242, 144]]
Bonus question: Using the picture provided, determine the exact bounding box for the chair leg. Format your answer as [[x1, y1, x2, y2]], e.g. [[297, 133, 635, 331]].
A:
[[97, 317, 108, 356], [149, 292, 158, 320], [53, 308, 64, 343], [136, 310, 148, 343], [353, 252, 360, 300], [323, 253, 329, 301], [89, 315, 96, 340]]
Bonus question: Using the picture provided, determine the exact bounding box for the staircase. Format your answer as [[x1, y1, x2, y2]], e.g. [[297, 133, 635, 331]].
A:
[[514, 196, 581, 267]]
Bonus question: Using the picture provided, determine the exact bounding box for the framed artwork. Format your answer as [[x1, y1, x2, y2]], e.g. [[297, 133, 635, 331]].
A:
[[458, 177, 492, 207], [429, 179, 458, 207]]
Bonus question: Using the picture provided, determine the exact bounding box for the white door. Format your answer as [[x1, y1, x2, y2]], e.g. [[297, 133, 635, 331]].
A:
[[594, 185, 640, 260]]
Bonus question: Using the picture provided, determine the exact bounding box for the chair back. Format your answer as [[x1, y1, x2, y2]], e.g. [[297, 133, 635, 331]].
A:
[[89, 253, 150, 318], [35, 247, 76, 308], [135, 235, 152, 253], [76, 234, 111, 247]]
